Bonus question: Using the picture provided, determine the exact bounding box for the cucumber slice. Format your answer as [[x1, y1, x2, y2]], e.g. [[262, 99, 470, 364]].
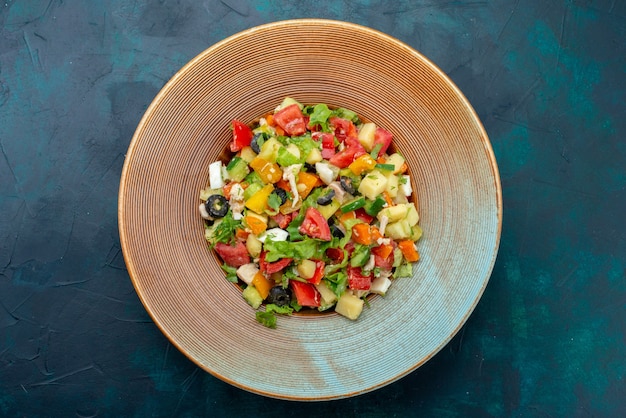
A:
[[226, 156, 250, 182]]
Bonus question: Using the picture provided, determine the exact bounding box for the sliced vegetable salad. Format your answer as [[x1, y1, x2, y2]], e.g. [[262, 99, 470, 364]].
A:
[[199, 97, 422, 328]]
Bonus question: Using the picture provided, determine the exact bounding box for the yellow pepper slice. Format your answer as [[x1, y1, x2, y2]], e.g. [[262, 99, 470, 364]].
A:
[[245, 184, 274, 214], [251, 271, 273, 299]]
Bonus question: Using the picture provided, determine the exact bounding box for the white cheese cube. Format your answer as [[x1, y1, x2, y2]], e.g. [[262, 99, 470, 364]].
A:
[[236, 263, 259, 285], [258, 228, 289, 243], [209, 161, 224, 189], [315, 162, 339, 185], [370, 276, 392, 295]]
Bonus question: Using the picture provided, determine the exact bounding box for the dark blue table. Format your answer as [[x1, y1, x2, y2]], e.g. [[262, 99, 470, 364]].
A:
[[1, 1, 624, 416]]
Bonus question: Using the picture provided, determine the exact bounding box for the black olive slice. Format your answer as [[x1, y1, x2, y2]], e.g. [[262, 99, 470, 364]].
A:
[[250, 133, 263, 154], [339, 176, 356, 195], [205, 195, 229, 218], [330, 224, 345, 238], [266, 286, 291, 307], [316, 189, 335, 206]]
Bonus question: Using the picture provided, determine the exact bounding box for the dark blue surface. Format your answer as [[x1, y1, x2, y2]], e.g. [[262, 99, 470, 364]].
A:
[[1, 1, 625, 416]]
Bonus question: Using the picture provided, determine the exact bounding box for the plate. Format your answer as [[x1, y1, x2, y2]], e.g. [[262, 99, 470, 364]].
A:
[[118, 19, 502, 400]]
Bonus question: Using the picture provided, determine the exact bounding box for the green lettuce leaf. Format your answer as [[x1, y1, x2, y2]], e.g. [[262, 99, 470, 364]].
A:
[[220, 264, 239, 283], [264, 238, 322, 262], [289, 134, 319, 163], [324, 271, 348, 298], [308, 103, 333, 132], [255, 311, 277, 328], [266, 304, 294, 315], [332, 107, 360, 124], [267, 192, 282, 212]]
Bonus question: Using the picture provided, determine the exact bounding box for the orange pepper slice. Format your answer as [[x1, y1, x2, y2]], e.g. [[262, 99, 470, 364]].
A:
[[398, 240, 420, 262], [296, 171, 320, 199], [370, 225, 383, 242], [372, 243, 394, 260], [235, 227, 250, 240], [352, 223, 372, 245], [244, 215, 267, 235]]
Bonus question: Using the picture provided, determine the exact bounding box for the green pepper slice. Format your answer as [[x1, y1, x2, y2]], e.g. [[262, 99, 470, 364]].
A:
[[364, 195, 387, 216], [340, 196, 366, 213], [375, 163, 395, 172], [350, 244, 371, 267]]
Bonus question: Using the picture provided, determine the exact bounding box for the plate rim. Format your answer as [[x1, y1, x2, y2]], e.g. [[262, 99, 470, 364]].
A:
[[118, 18, 503, 401]]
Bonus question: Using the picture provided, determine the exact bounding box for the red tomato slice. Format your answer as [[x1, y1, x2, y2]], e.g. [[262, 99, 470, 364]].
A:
[[271, 212, 294, 229], [329, 117, 357, 141], [354, 208, 374, 224], [290, 280, 321, 307], [373, 127, 393, 155], [328, 137, 366, 168], [259, 252, 293, 274], [230, 120, 253, 152], [347, 266, 373, 290], [299, 207, 331, 241], [345, 136, 367, 158], [320, 133, 336, 159], [273, 104, 306, 136], [214, 241, 250, 267], [307, 260, 326, 285], [374, 253, 394, 270], [344, 241, 356, 257], [325, 247, 345, 263], [373, 247, 395, 269]]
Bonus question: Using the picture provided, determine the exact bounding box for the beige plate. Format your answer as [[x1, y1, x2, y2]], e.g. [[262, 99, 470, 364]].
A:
[[118, 19, 502, 400]]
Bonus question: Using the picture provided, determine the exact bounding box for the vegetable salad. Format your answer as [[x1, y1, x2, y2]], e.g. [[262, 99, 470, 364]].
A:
[[199, 98, 422, 328]]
